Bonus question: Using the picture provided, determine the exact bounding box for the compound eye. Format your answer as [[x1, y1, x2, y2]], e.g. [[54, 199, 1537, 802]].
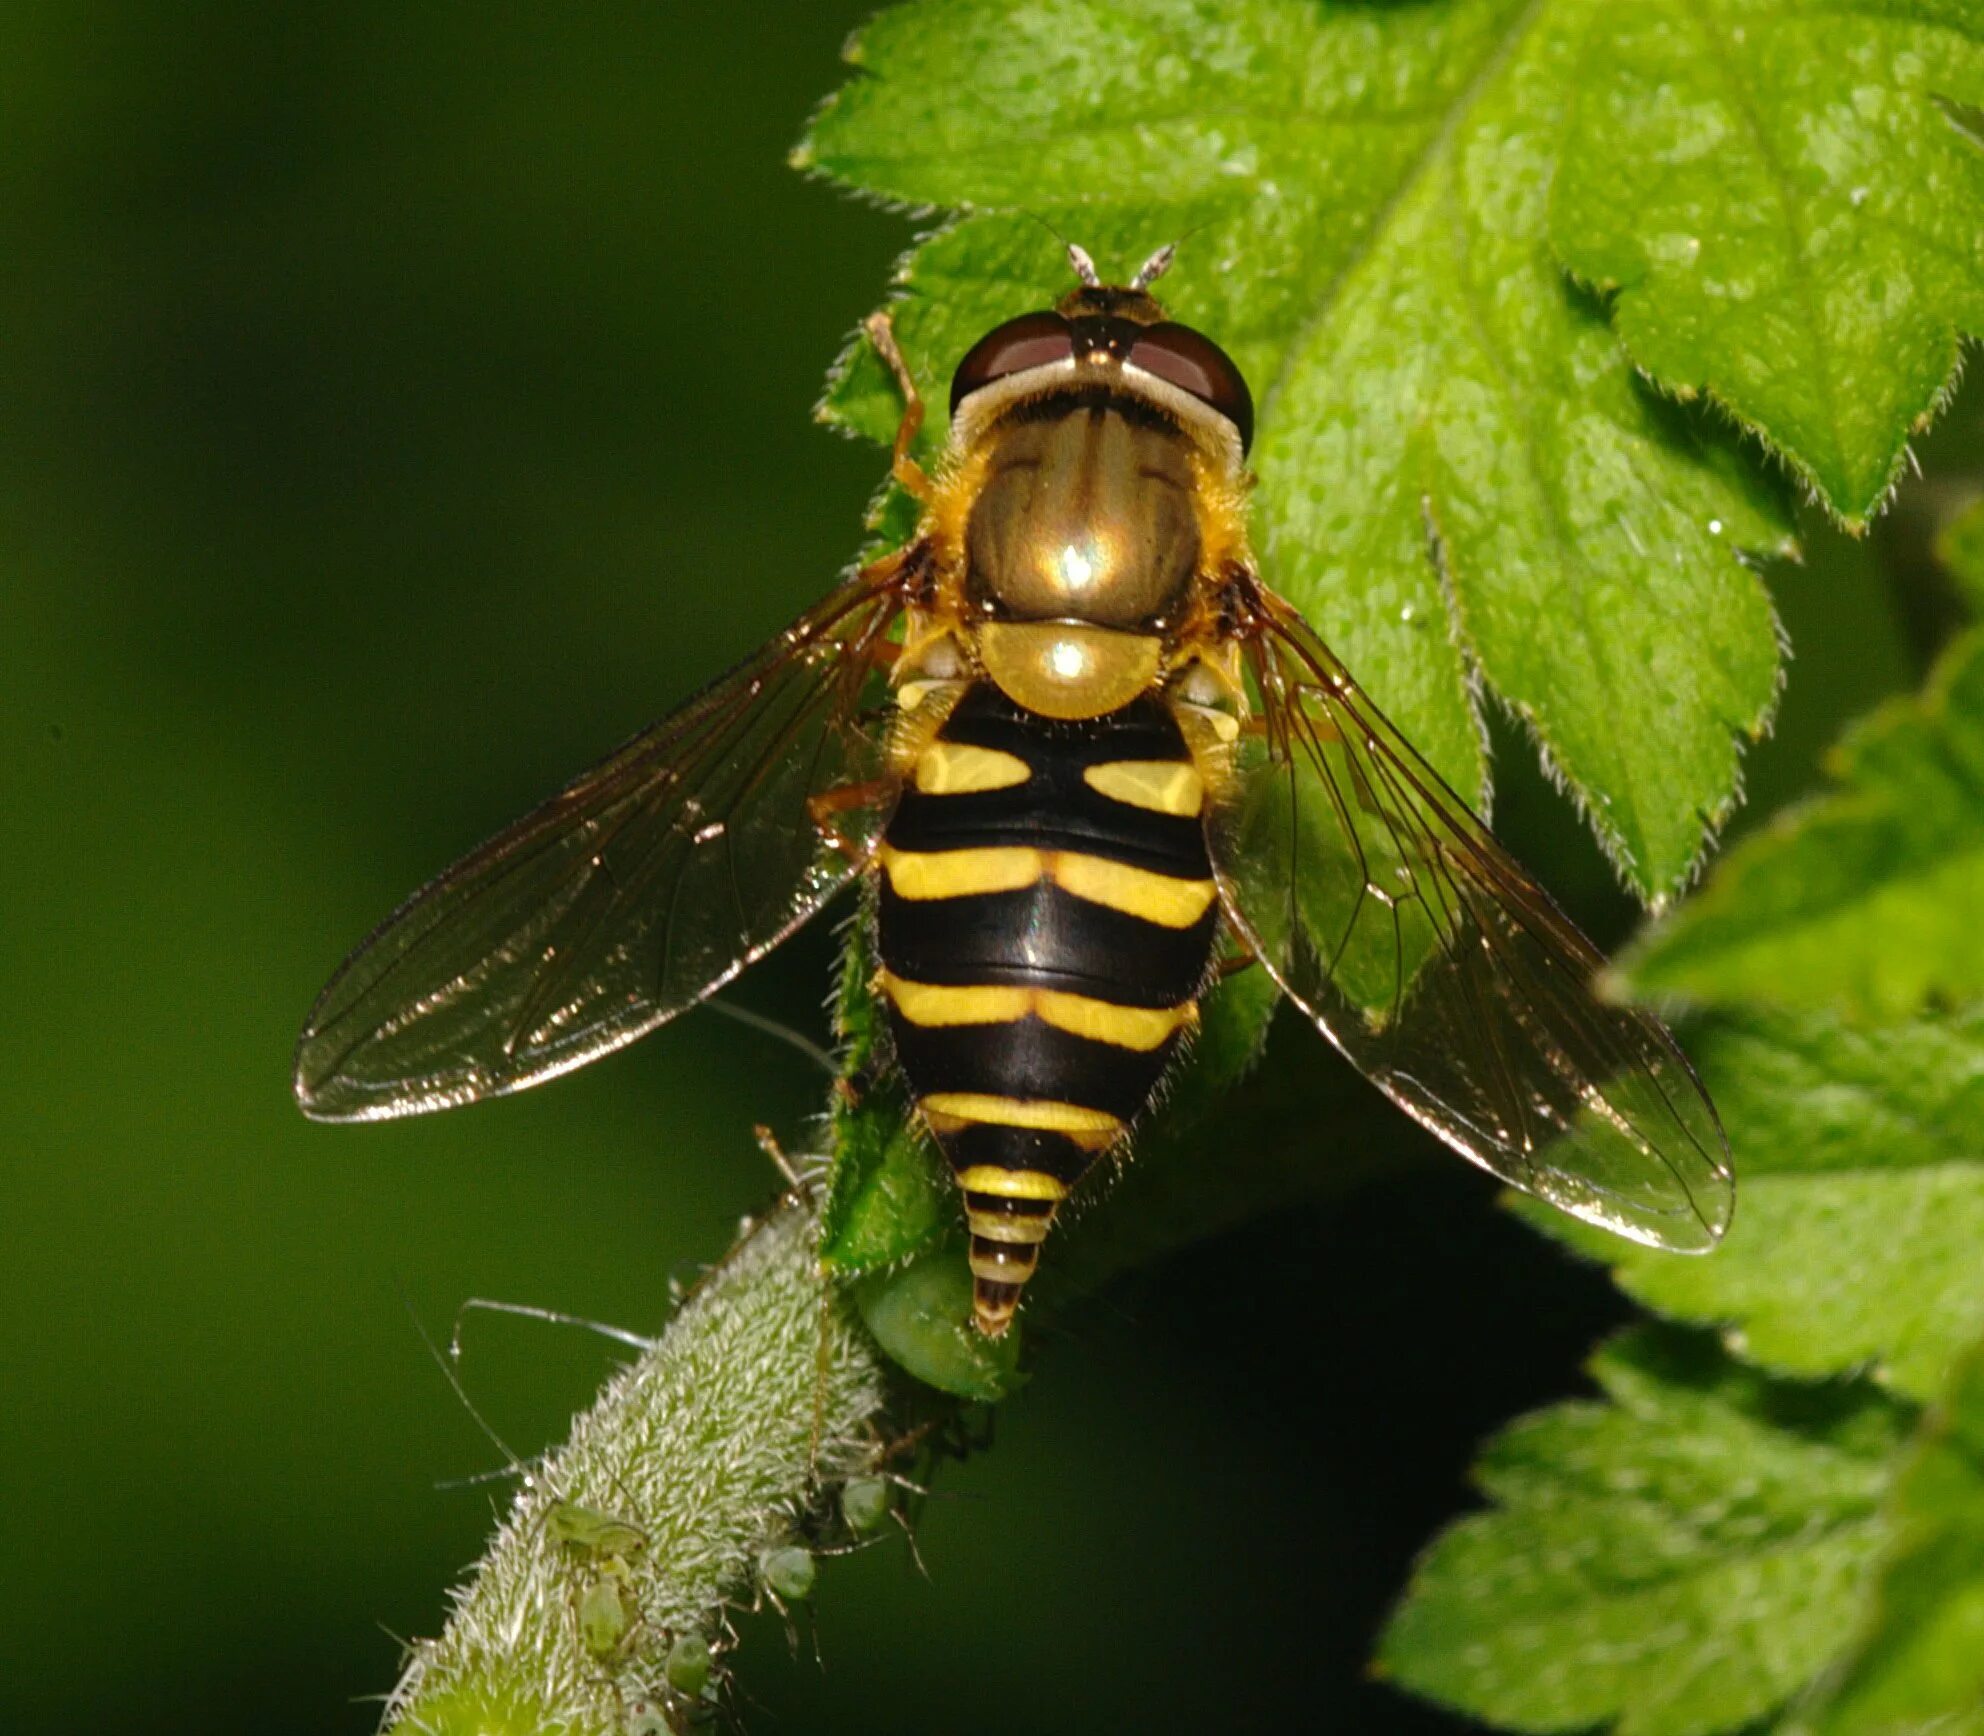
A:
[[948, 312, 1075, 417], [1128, 322, 1255, 450]]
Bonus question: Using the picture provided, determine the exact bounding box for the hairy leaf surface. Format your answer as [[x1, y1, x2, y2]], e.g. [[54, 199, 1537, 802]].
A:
[[1382, 1329, 1906, 1736], [1551, 0, 1984, 524], [1531, 1008, 1984, 1401], [1626, 630, 1984, 1015]]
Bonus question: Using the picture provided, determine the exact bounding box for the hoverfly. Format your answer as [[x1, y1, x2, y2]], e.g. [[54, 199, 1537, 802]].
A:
[[296, 243, 1732, 1336]]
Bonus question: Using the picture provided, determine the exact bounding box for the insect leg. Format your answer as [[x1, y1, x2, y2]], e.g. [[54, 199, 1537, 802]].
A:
[[750, 1122, 813, 1190], [807, 775, 896, 861], [863, 310, 935, 503]]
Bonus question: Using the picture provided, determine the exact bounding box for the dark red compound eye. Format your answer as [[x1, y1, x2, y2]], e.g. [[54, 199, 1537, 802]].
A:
[[1128, 321, 1254, 450], [948, 311, 1075, 417]]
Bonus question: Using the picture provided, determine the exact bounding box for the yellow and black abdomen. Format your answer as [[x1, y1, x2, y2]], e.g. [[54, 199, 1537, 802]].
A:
[[875, 681, 1217, 1333]]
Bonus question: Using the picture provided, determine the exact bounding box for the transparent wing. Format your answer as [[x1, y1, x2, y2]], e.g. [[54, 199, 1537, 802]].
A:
[[295, 570, 906, 1122], [1210, 581, 1732, 1250]]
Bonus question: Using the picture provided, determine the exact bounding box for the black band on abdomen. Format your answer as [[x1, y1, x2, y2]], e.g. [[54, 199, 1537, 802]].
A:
[[888, 1012, 1180, 1122], [877, 879, 1216, 1009]]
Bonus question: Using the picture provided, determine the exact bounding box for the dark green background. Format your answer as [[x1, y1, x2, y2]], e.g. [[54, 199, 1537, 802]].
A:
[[0, 5, 1957, 1732]]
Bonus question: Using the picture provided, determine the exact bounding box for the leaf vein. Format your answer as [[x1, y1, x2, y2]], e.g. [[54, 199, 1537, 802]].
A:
[[1257, 0, 1549, 431]]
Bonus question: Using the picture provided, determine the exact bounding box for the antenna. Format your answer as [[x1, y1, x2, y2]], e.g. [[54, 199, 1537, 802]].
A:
[[1130, 243, 1176, 291], [400, 1289, 538, 1492], [1066, 242, 1102, 288]]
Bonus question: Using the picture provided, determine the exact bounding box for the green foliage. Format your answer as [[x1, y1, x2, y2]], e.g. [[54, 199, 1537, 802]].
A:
[[800, 0, 1800, 901], [1401, 623, 1984, 1728], [820, 921, 953, 1278], [389, 1685, 563, 1736], [1801, 1338, 1984, 1734], [1625, 629, 1984, 1017], [1387, 1331, 1984, 1736], [1382, 1329, 1907, 1736], [1940, 493, 1984, 607], [1529, 1008, 1984, 1401], [851, 1240, 1024, 1402], [1549, 1, 1984, 524]]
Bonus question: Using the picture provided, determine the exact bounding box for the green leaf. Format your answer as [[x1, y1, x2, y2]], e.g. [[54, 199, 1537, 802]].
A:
[[1526, 1007, 1984, 1402], [851, 1240, 1023, 1402], [1938, 493, 1984, 610], [1800, 1337, 1984, 1735], [1625, 629, 1984, 1017], [819, 921, 953, 1278], [800, 0, 1792, 900], [1550, 1, 1984, 526], [1381, 1328, 1908, 1736]]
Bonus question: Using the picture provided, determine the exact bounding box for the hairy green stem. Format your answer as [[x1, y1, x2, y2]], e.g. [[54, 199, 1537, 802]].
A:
[[384, 1196, 889, 1736], [376, 997, 1412, 1733]]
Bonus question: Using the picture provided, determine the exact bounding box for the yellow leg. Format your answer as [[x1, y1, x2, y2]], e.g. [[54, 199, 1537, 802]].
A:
[[864, 309, 935, 503], [807, 776, 898, 861]]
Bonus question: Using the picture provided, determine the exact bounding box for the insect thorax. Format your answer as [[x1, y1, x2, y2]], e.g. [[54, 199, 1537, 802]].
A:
[[964, 398, 1202, 632]]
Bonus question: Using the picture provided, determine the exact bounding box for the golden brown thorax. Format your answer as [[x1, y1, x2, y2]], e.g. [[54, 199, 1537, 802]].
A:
[[964, 406, 1201, 630]]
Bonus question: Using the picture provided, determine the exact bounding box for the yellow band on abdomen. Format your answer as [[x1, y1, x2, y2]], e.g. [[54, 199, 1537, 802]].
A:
[[1033, 988, 1194, 1050], [879, 970, 1193, 1052], [877, 972, 1033, 1027], [923, 1093, 1122, 1136], [879, 844, 1213, 929], [970, 1243, 1041, 1282], [966, 1211, 1054, 1245], [1048, 853, 1217, 927], [1083, 759, 1205, 816], [914, 739, 1032, 795], [879, 843, 1043, 900], [955, 1165, 1070, 1201]]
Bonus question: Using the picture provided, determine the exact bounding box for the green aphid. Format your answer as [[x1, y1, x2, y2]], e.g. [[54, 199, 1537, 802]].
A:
[[760, 1544, 816, 1603], [840, 1476, 891, 1537], [545, 1497, 648, 1660], [663, 1631, 712, 1699], [852, 1248, 1023, 1402], [576, 1570, 637, 1659], [546, 1498, 648, 1561]]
